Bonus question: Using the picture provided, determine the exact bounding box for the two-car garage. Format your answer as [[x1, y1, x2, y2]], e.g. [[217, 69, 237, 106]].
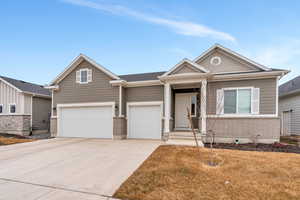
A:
[[57, 102, 163, 140], [57, 103, 114, 139]]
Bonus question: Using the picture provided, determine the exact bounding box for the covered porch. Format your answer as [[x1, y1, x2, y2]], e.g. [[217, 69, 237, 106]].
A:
[[161, 75, 209, 136]]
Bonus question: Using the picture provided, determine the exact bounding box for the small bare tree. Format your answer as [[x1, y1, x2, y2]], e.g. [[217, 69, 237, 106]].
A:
[[187, 107, 199, 147]]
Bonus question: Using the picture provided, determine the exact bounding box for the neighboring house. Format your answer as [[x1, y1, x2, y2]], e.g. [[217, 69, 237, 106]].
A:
[[0, 76, 51, 135], [47, 44, 288, 143], [279, 76, 300, 136]]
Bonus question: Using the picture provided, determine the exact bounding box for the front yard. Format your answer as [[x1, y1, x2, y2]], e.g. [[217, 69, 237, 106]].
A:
[[0, 133, 35, 145], [114, 145, 300, 200]]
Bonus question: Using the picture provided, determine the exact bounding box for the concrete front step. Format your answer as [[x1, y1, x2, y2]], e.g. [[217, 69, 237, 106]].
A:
[[168, 135, 202, 140], [165, 139, 204, 147], [169, 131, 200, 137]]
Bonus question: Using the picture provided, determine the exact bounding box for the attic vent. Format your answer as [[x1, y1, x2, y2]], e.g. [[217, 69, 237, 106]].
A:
[[210, 56, 222, 66]]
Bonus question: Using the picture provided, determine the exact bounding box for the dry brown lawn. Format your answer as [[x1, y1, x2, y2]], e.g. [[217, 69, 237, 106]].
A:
[[0, 136, 35, 145], [114, 145, 300, 200]]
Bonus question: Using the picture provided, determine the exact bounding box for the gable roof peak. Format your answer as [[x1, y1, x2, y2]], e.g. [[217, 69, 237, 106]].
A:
[[193, 44, 271, 71], [50, 53, 120, 85], [160, 58, 210, 77]]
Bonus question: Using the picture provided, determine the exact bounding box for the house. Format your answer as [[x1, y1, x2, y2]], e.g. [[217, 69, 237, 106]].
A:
[[279, 76, 300, 136], [0, 76, 51, 135], [47, 44, 288, 143]]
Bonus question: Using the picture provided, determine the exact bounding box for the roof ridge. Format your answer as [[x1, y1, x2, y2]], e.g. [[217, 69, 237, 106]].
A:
[[119, 71, 166, 76]]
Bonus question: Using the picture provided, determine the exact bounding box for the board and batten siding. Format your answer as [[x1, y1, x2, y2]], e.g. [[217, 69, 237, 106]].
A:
[[52, 60, 119, 116], [207, 78, 277, 115], [0, 80, 32, 114], [279, 94, 300, 135]]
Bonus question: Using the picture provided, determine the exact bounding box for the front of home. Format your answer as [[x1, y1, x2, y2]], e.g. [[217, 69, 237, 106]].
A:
[[0, 76, 51, 135], [48, 44, 288, 143]]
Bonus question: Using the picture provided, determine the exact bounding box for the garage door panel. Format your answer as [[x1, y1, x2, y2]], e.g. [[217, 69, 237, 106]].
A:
[[59, 106, 113, 138], [128, 105, 162, 139]]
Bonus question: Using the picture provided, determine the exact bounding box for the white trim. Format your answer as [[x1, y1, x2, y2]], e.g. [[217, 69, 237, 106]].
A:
[[126, 101, 163, 139], [193, 44, 271, 71], [201, 79, 207, 134], [78, 68, 89, 84], [8, 103, 16, 114], [44, 85, 59, 90], [50, 54, 120, 85], [126, 80, 162, 87], [211, 71, 287, 82], [51, 90, 54, 118], [0, 104, 3, 114], [0, 114, 31, 116], [210, 56, 222, 66], [0, 78, 22, 92], [161, 58, 209, 77], [164, 83, 171, 133], [57, 102, 115, 109], [30, 96, 33, 128], [119, 85, 123, 117], [276, 76, 279, 117], [207, 114, 278, 118], [56, 102, 115, 138]]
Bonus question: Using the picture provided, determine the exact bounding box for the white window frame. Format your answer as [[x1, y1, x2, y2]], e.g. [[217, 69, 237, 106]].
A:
[[79, 68, 89, 84], [223, 87, 253, 115], [9, 103, 16, 114], [0, 104, 3, 113]]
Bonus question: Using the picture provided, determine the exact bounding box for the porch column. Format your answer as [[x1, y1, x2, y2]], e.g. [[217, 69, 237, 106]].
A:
[[119, 85, 123, 117], [164, 83, 171, 133], [201, 79, 207, 134]]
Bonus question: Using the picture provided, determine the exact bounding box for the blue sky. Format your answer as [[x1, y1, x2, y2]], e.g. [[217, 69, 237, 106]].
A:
[[1, 0, 300, 85]]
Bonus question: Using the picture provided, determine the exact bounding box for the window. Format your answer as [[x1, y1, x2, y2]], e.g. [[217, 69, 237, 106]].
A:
[[80, 69, 88, 83], [191, 95, 197, 116], [76, 68, 92, 84], [0, 105, 3, 113], [9, 104, 16, 113], [224, 89, 251, 114]]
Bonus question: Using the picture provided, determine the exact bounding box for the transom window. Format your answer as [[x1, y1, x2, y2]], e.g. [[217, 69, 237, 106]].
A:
[[224, 89, 251, 114], [9, 104, 16, 113]]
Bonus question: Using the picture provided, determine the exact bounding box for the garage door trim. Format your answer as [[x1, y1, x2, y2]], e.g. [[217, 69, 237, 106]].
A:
[[127, 101, 163, 139], [57, 102, 115, 138]]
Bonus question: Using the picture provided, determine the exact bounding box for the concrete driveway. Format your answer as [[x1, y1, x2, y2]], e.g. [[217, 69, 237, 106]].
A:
[[0, 138, 161, 200]]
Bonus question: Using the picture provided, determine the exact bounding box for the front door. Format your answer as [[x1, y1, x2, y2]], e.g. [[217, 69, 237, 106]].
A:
[[175, 93, 194, 129]]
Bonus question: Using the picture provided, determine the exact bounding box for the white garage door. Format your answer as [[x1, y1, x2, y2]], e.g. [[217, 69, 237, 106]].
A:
[[128, 104, 162, 139], [58, 105, 113, 138]]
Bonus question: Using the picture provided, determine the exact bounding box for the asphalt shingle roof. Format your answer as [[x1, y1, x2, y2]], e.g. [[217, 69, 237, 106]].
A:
[[279, 75, 300, 97], [0, 76, 51, 97], [119, 71, 166, 82]]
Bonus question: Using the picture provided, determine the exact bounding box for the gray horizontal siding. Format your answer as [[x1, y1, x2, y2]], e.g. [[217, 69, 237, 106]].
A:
[[279, 94, 300, 135], [125, 86, 164, 102], [32, 97, 51, 130], [196, 49, 260, 74], [125, 85, 163, 116], [207, 78, 277, 115], [53, 60, 119, 115]]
